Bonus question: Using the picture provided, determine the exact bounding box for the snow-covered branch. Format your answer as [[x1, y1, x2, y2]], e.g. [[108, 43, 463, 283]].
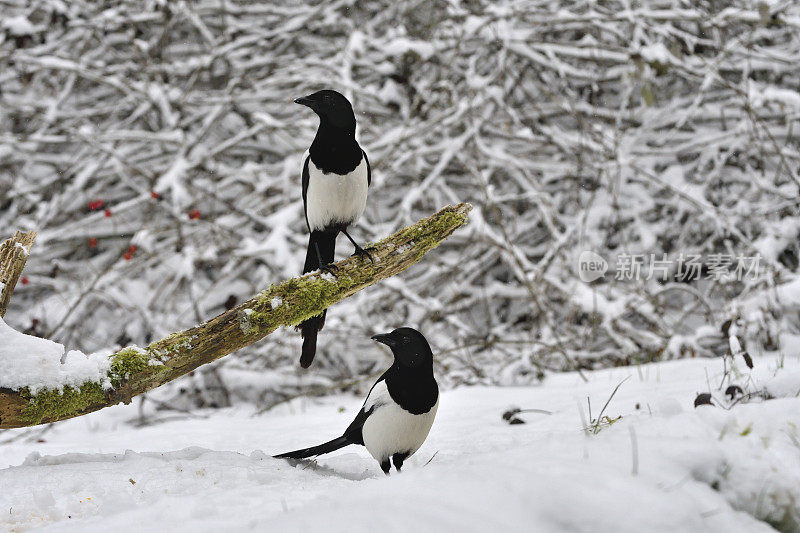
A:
[[0, 203, 470, 428]]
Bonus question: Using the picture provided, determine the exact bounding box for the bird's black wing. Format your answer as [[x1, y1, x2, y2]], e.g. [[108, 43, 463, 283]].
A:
[[342, 405, 372, 446], [301, 154, 311, 232], [362, 149, 371, 187]]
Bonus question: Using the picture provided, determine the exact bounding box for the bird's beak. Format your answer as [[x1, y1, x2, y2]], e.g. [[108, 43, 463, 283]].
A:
[[371, 333, 395, 347], [294, 96, 314, 108]]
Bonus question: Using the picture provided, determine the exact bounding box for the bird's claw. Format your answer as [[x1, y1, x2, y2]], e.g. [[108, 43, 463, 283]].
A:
[[352, 246, 376, 263], [319, 263, 338, 277]]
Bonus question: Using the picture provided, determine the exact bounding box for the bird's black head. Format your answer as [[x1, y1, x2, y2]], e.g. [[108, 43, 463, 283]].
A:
[[294, 89, 356, 132], [371, 327, 433, 370]]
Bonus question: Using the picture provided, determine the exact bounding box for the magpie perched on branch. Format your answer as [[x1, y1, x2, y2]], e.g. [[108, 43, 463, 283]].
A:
[[275, 328, 439, 474], [294, 89, 373, 368]]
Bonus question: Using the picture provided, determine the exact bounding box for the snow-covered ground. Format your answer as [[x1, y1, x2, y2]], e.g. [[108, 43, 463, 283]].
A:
[[1, 352, 799, 532]]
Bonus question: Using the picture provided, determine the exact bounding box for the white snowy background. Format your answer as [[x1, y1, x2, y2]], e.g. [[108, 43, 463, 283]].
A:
[[1, 0, 800, 531]]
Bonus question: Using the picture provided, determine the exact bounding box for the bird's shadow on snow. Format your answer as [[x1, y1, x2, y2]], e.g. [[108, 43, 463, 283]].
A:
[[275, 456, 375, 481], [5, 446, 376, 482]]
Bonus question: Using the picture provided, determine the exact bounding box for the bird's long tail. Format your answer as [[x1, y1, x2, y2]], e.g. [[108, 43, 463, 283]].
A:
[[274, 435, 351, 460], [297, 230, 336, 368]]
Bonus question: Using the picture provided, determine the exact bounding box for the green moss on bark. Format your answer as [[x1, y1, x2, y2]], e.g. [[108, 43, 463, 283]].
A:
[[19, 346, 155, 425], [148, 332, 195, 358], [242, 207, 470, 333], [109, 347, 152, 384], [19, 382, 107, 426]]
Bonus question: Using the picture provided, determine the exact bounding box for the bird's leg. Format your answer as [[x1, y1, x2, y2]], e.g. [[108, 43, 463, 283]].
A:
[[392, 452, 407, 472], [380, 460, 391, 475], [342, 230, 374, 263], [314, 241, 338, 277]]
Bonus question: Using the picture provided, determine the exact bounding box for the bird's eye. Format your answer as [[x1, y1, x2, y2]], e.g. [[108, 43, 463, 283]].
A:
[[402, 337, 411, 345]]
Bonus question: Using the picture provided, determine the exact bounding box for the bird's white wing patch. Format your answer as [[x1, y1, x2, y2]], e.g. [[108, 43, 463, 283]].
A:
[[363, 379, 392, 412], [300, 149, 310, 174]]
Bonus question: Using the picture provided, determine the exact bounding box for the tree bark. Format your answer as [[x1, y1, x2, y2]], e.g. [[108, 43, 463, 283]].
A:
[[0, 203, 471, 429], [0, 230, 37, 318]]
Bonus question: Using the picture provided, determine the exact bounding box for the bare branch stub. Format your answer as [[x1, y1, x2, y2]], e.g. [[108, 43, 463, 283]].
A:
[[0, 230, 37, 318]]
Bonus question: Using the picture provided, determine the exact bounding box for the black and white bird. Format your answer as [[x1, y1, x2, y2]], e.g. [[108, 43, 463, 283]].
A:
[[275, 328, 439, 474], [294, 89, 373, 368]]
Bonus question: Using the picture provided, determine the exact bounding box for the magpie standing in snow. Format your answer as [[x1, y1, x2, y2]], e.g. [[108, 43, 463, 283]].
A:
[[275, 327, 439, 474], [294, 89, 373, 368]]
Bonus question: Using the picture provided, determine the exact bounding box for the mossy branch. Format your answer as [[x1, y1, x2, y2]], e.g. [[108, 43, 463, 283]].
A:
[[0, 203, 471, 429], [0, 230, 37, 318]]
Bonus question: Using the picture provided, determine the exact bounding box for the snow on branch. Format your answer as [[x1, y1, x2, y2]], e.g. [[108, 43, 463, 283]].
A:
[[0, 203, 471, 429]]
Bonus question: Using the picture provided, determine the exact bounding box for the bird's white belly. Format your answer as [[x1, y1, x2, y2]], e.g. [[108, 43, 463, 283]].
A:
[[305, 157, 368, 231], [362, 398, 438, 463]]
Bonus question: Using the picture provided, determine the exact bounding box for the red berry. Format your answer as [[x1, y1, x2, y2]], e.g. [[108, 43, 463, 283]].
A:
[[127, 245, 138, 254], [88, 238, 98, 248], [188, 209, 201, 220], [150, 191, 160, 199], [88, 200, 105, 211], [104, 209, 112, 217], [20, 276, 29, 285], [123, 252, 133, 261]]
